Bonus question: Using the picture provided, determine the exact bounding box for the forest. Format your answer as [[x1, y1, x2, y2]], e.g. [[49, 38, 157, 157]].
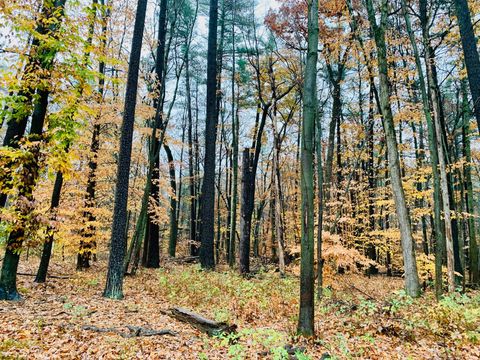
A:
[[0, 0, 479, 358]]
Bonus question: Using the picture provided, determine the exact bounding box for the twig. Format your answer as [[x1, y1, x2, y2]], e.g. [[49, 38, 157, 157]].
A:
[[348, 283, 376, 301]]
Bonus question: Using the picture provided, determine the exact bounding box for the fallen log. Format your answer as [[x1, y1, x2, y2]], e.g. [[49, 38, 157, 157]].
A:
[[82, 325, 177, 338], [166, 307, 236, 336], [168, 256, 199, 264]]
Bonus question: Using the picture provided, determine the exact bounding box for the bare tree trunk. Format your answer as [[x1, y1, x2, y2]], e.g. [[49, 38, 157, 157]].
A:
[[239, 148, 254, 274], [297, 0, 318, 337], [366, 0, 420, 297], [103, 0, 148, 299]]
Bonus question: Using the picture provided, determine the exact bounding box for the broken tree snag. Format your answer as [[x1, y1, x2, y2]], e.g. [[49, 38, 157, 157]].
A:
[[167, 307, 237, 336], [81, 325, 178, 338]]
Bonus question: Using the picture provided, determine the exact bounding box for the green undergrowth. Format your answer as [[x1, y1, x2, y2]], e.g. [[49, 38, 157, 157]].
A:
[[157, 265, 298, 324], [154, 266, 479, 358]]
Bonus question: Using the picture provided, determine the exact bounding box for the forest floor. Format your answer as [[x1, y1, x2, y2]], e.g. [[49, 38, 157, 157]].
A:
[[0, 257, 479, 359]]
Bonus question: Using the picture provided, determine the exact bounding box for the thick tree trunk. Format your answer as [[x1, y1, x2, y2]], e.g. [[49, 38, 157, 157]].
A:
[[198, 0, 219, 269], [297, 0, 318, 337], [103, 0, 148, 299]]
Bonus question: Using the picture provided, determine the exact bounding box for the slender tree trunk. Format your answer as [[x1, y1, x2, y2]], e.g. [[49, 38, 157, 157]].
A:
[[239, 148, 254, 274], [143, 0, 168, 269], [324, 81, 340, 203], [273, 143, 286, 276], [414, 0, 446, 298], [366, 0, 420, 297], [77, 0, 107, 270], [315, 95, 324, 299], [35, 171, 64, 283], [229, 2, 238, 267], [103, 0, 148, 299], [186, 52, 198, 256], [366, 82, 378, 273], [165, 144, 178, 257], [461, 80, 479, 284]]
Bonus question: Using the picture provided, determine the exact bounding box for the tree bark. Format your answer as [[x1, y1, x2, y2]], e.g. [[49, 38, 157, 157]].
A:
[[297, 0, 318, 337], [103, 0, 148, 299], [454, 0, 480, 134], [198, 0, 219, 269]]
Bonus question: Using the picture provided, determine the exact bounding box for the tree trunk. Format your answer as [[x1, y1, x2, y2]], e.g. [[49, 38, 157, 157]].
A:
[[35, 171, 64, 283], [414, 0, 446, 298], [186, 51, 198, 257], [163, 144, 178, 257], [103, 0, 148, 299], [324, 81, 340, 203], [142, 0, 168, 269], [366, 81, 378, 274], [461, 80, 479, 284], [315, 91, 324, 299], [366, 0, 420, 297], [198, 0, 219, 269], [77, 0, 107, 270], [239, 148, 254, 274], [229, 2, 238, 267], [454, 0, 480, 134], [297, 0, 318, 337]]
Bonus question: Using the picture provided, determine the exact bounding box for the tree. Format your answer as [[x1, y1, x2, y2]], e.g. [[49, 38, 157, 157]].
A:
[[365, 0, 420, 297], [103, 0, 148, 299], [198, 0, 219, 269], [0, 0, 67, 209], [228, 0, 238, 268], [461, 79, 479, 284], [297, 0, 318, 337], [143, 0, 168, 269], [0, 0, 68, 300], [401, 0, 445, 298], [454, 0, 480, 134]]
